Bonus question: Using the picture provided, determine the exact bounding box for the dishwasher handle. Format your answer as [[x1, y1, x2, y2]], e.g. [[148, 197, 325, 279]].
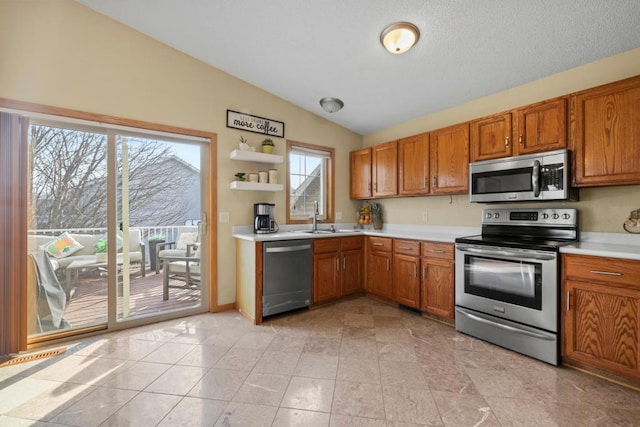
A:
[[265, 244, 312, 253]]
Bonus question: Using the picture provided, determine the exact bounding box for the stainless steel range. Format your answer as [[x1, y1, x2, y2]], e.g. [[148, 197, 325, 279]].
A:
[[455, 208, 578, 365]]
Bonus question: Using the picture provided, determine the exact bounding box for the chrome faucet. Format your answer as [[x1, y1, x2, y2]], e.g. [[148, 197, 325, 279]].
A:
[[312, 200, 320, 231]]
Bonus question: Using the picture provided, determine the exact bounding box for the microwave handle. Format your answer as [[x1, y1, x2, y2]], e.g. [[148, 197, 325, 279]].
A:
[[532, 160, 541, 197]]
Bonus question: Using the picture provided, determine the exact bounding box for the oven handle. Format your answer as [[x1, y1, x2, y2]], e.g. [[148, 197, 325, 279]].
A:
[[456, 244, 556, 261], [455, 308, 555, 341]]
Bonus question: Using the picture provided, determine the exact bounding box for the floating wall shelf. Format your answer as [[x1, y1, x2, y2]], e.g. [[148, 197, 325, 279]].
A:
[[229, 149, 283, 164], [230, 181, 283, 192]]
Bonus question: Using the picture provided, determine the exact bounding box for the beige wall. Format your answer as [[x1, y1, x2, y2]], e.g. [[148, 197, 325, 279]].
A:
[[0, 0, 362, 306], [363, 48, 640, 233], [2, 1, 639, 310]]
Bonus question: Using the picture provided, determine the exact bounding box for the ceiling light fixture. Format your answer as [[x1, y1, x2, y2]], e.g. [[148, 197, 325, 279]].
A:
[[380, 22, 420, 54], [319, 97, 344, 113]]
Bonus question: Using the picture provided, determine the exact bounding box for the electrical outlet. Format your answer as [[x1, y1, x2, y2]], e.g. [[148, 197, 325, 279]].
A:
[[218, 212, 230, 223], [336, 211, 342, 220], [422, 210, 428, 222]]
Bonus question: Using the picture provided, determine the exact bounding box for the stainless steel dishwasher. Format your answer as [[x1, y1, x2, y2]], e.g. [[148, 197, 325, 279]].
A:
[[262, 239, 312, 317]]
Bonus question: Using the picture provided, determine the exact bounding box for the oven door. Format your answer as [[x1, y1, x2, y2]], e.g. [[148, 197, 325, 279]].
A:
[[455, 243, 558, 332]]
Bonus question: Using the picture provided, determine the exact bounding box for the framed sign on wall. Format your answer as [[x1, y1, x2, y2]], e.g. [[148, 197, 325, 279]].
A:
[[226, 110, 285, 138]]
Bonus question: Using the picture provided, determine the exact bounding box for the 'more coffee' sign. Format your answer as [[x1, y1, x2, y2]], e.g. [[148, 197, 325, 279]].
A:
[[226, 110, 285, 138]]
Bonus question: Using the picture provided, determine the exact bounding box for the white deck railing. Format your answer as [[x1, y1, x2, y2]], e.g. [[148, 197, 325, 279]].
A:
[[28, 225, 198, 263]]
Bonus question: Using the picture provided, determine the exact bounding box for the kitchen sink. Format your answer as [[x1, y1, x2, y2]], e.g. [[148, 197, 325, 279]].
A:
[[287, 229, 361, 235]]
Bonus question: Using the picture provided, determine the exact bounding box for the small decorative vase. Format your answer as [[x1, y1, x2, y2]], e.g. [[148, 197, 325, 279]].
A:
[[373, 217, 383, 230], [261, 145, 274, 154]]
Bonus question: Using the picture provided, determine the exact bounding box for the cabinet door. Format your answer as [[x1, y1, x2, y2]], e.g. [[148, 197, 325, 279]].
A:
[[421, 258, 454, 319], [398, 133, 429, 195], [570, 76, 640, 186], [429, 123, 469, 194], [342, 249, 363, 296], [366, 250, 393, 300], [372, 141, 398, 197], [350, 148, 372, 199], [393, 254, 420, 308], [564, 279, 639, 379], [313, 252, 340, 303], [470, 112, 513, 162], [515, 97, 567, 155]]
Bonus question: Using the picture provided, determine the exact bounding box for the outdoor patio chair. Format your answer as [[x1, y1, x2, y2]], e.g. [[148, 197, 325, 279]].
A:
[[162, 243, 200, 300], [155, 230, 198, 274]]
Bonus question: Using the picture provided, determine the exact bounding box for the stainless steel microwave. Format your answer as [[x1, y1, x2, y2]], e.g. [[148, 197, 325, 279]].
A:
[[469, 149, 578, 203]]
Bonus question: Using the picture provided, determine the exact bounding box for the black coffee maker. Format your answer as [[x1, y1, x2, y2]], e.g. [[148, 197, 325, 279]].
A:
[[254, 203, 277, 234]]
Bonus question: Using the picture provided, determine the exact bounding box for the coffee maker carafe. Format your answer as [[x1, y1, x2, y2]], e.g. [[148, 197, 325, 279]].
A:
[[254, 203, 278, 234]]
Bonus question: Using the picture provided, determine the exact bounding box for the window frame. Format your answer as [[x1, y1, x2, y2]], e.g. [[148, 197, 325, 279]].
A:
[[286, 140, 335, 225]]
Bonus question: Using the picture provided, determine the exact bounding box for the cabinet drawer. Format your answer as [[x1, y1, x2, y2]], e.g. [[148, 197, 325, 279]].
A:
[[314, 238, 340, 254], [393, 239, 420, 256], [368, 236, 392, 252], [341, 236, 363, 251], [563, 254, 640, 290], [421, 242, 454, 259]]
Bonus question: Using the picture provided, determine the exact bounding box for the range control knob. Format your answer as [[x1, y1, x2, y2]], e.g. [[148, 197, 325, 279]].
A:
[[541, 213, 549, 219], [486, 213, 493, 219], [551, 213, 560, 220], [494, 213, 500, 219], [562, 213, 571, 220]]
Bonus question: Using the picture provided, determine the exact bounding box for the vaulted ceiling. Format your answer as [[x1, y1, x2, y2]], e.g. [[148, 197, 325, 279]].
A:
[[77, 0, 640, 135]]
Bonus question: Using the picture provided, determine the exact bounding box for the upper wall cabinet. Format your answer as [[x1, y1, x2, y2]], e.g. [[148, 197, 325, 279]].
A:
[[350, 147, 372, 199], [570, 76, 640, 187], [429, 122, 470, 195], [372, 141, 398, 198], [398, 133, 429, 195], [470, 97, 567, 162], [470, 112, 512, 162]]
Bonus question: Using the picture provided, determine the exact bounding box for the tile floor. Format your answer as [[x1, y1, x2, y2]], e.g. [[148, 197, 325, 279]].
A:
[[1, 296, 640, 426]]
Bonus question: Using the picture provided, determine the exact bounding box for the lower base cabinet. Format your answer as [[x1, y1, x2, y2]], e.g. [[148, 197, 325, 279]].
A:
[[420, 242, 455, 319], [313, 236, 363, 304], [366, 237, 393, 300], [365, 237, 455, 320], [563, 254, 640, 381], [393, 240, 421, 308], [421, 257, 454, 318]]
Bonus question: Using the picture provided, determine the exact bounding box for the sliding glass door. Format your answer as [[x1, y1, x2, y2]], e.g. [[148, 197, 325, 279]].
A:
[[115, 133, 206, 322], [27, 119, 208, 341]]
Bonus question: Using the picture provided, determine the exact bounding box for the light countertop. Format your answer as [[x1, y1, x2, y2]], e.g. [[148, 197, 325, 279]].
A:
[[233, 225, 640, 260], [560, 232, 640, 260], [233, 224, 480, 244]]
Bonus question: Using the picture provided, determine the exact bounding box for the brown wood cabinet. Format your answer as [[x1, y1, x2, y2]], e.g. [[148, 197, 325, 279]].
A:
[[570, 76, 640, 187], [516, 97, 567, 155], [470, 112, 512, 162], [429, 123, 470, 195], [562, 254, 640, 381], [471, 97, 567, 162], [313, 237, 363, 304], [398, 133, 429, 195], [393, 240, 421, 308], [350, 147, 372, 199], [365, 237, 393, 300], [421, 242, 455, 319], [372, 141, 398, 197]]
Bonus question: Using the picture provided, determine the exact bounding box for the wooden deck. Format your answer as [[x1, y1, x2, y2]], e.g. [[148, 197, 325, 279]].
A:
[[63, 267, 201, 327]]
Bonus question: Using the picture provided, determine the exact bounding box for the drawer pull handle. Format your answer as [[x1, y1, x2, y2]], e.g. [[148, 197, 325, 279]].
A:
[[399, 246, 412, 250], [590, 270, 622, 276], [429, 250, 445, 253], [373, 242, 384, 246]]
